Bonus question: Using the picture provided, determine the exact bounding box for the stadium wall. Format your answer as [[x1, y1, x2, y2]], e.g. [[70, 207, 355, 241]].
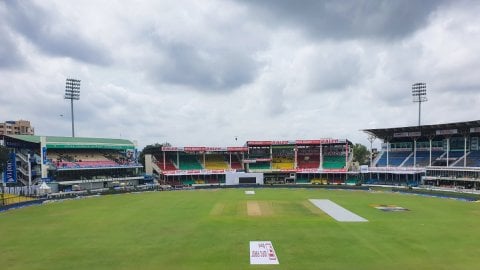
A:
[[225, 172, 263, 185]]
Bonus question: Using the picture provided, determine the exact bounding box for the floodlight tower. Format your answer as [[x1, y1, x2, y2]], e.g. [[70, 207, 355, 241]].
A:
[[367, 134, 376, 166], [412, 82, 427, 126], [65, 78, 81, 137]]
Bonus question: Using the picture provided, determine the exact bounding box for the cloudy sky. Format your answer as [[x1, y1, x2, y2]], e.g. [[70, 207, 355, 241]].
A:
[[1, 0, 479, 149]]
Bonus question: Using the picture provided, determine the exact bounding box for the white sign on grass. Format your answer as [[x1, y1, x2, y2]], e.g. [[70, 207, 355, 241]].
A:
[[245, 190, 255, 195], [249, 241, 279, 265]]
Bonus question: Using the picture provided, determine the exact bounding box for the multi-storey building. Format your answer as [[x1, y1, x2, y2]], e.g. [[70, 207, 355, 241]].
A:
[[0, 120, 35, 135]]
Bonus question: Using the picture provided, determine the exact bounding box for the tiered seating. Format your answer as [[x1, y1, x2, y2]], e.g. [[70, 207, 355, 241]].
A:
[[465, 150, 480, 167], [248, 162, 270, 170], [403, 151, 443, 167], [297, 155, 320, 169], [272, 157, 294, 170], [229, 154, 243, 170], [446, 151, 465, 166], [75, 160, 118, 168], [204, 154, 228, 170], [49, 150, 138, 169], [322, 156, 346, 169], [375, 151, 410, 167], [178, 155, 203, 170], [56, 161, 79, 168], [155, 159, 177, 170]]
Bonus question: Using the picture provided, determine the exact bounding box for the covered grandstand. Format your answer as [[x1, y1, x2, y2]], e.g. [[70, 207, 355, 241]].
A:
[[364, 120, 480, 189], [1, 135, 144, 193], [145, 139, 358, 186]]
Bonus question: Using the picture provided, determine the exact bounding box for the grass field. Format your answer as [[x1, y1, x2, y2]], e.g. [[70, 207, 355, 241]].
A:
[[1, 188, 480, 269]]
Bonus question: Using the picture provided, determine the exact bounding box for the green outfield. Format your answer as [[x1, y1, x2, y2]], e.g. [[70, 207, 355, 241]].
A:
[[1, 188, 480, 270]]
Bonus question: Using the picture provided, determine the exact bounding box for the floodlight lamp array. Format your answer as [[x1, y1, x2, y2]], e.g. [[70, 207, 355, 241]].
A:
[[65, 78, 81, 100], [412, 82, 427, 102]]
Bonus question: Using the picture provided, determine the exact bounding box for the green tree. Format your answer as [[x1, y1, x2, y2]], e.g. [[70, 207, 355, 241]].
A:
[[138, 142, 170, 167], [352, 143, 370, 165]]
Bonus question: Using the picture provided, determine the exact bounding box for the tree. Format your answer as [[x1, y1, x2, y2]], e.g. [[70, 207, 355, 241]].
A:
[[137, 142, 170, 167], [352, 143, 370, 165]]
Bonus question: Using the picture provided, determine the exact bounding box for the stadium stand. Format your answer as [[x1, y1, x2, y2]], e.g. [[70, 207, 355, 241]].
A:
[[0, 135, 143, 193], [178, 154, 203, 170], [230, 154, 243, 170], [466, 150, 480, 167], [322, 156, 346, 169], [272, 157, 294, 170], [298, 155, 320, 169], [248, 162, 271, 170], [375, 151, 410, 167], [402, 151, 443, 167], [204, 154, 229, 170], [155, 159, 177, 171], [364, 120, 480, 188]]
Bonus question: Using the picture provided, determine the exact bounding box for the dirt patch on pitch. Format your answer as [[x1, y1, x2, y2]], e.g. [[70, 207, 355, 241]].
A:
[[247, 201, 274, 216], [247, 201, 262, 216]]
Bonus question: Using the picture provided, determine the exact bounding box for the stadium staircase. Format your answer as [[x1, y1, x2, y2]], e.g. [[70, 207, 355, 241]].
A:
[[399, 152, 414, 167], [451, 151, 480, 167]]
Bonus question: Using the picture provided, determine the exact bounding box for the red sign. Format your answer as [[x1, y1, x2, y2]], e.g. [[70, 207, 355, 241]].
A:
[[227, 147, 248, 152], [296, 139, 340, 145], [247, 141, 272, 146], [184, 147, 205, 152], [162, 147, 181, 151]]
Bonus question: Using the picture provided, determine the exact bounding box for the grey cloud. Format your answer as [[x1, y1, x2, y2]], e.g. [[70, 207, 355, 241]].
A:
[[240, 0, 445, 40], [0, 27, 24, 69], [2, 1, 111, 65], [149, 42, 258, 91], [310, 52, 362, 91]]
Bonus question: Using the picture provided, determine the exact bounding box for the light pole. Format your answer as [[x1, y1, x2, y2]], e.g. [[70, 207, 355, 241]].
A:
[[65, 78, 81, 137], [412, 83, 427, 126], [367, 135, 375, 166]]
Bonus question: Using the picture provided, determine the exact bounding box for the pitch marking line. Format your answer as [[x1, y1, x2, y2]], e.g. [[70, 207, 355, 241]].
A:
[[309, 199, 368, 222]]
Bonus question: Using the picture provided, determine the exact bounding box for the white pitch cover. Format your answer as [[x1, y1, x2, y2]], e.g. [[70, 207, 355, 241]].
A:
[[249, 241, 279, 265]]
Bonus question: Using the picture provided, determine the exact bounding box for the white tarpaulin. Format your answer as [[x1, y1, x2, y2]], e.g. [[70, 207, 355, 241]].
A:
[[309, 199, 368, 222], [249, 241, 279, 265]]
